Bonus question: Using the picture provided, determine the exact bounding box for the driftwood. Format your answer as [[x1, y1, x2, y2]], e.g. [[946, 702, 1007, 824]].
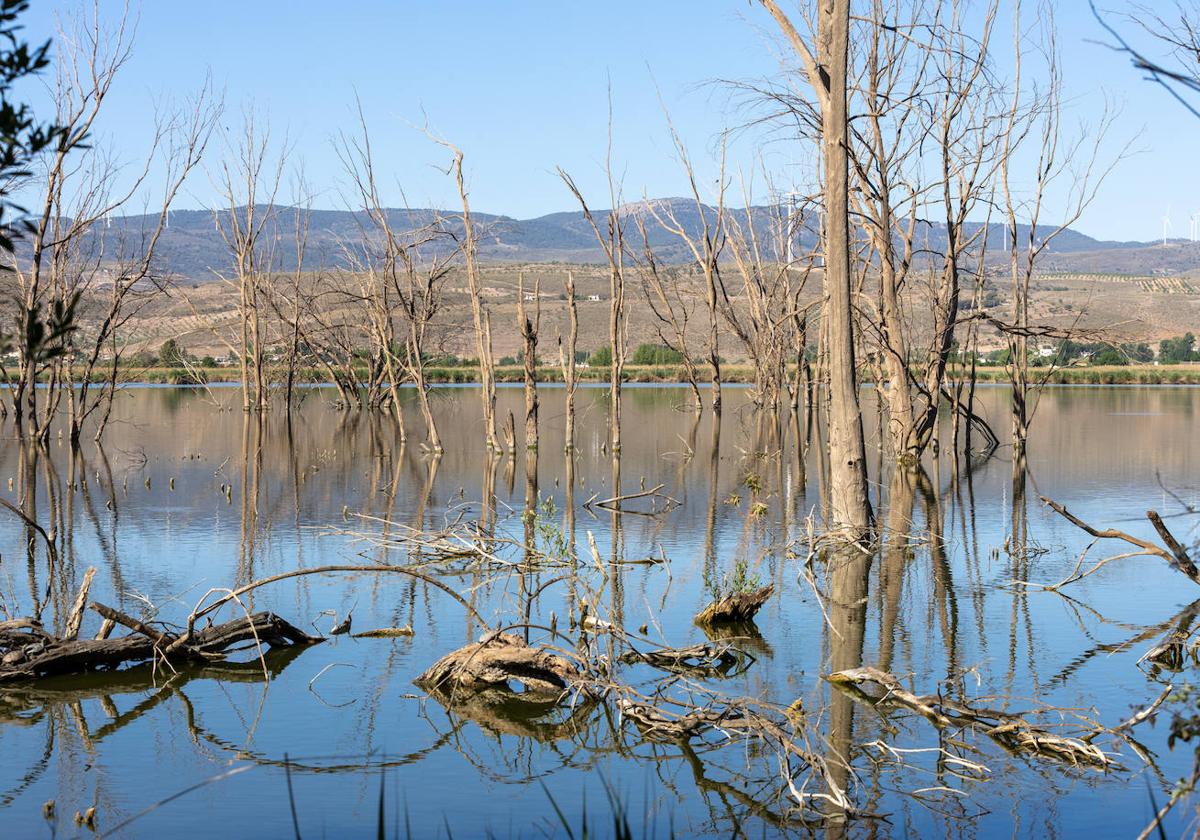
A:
[[619, 642, 749, 678], [0, 606, 321, 683], [828, 666, 1112, 768], [695, 585, 774, 626], [414, 632, 579, 697], [617, 697, 752, 742], [353, 626, 414, 638]]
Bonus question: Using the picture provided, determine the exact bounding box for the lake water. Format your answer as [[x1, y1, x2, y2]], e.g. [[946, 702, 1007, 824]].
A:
[[0, 383, 1197, 838]]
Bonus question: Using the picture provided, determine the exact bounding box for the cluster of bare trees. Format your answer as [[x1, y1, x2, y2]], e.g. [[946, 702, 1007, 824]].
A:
[[2, 5, 218, 449], [739, 0, 1121, 537]]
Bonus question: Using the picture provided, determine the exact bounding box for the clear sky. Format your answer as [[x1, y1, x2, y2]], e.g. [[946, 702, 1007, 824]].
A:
[[15, 1, 1200, 242]]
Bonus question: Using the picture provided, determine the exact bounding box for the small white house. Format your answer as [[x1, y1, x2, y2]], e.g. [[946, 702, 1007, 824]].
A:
[[587, 294, 601, 302]]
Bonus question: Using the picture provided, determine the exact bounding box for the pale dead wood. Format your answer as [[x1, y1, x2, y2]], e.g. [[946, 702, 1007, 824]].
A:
[[62, 567, 96, 642], [828, 666, 1113, 768], [1040, 496, 1200, 584], [414, 631, 578, 697]]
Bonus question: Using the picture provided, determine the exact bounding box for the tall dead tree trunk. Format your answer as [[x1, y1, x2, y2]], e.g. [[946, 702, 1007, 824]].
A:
[[518, 273, 540, 451], [760, 0, 873, 538], [561, 271, 579, 452]]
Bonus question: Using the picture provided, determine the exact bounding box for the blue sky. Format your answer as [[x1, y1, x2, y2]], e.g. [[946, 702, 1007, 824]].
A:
[[15, 1, 1200, 242]]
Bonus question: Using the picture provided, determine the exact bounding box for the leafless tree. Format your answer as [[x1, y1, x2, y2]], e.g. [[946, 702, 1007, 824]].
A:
[[4, 3, 218, 447], [559, 271, 579, 452], [517, 273, 540, 451], [213, 106, 286, 414], [429, 139, 499, 451], [759, 0, 873, 538]]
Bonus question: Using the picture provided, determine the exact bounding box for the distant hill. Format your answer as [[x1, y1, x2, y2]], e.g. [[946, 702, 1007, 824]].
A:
[[68, 200, 1200, 281]]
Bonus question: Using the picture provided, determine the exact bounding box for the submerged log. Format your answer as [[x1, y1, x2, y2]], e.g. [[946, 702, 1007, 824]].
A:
[[695, 585, 774, 626], [414, 632, 579, 697]]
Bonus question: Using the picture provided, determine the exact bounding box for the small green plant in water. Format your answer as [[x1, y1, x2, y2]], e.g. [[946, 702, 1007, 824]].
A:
[[709, 558, 763, 601], [532, 495, 572, 562]]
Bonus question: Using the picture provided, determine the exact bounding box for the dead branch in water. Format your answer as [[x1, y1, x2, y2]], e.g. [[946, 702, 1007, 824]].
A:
[[586, 483, 680, 516], [619, 642, 750, 679], [0, 608, 320, 683], [1040, 496, 1200, 584], [827, 666, 1113, 768]]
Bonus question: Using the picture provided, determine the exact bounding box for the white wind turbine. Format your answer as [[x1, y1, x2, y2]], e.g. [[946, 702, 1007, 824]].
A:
[[1163, 206, 1173, 246], [782, 191, 803, 265], [1190, 211, 1200, 243]]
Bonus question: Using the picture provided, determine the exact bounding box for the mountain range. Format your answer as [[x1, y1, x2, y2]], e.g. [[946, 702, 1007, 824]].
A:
[[72, 199, 1200, 281]]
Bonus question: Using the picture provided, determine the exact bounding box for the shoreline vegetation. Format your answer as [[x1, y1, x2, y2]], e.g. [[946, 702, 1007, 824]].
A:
[[40, 362, 1200, 387]]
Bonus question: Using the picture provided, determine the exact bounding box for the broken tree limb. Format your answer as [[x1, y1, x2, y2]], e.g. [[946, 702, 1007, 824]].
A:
[[1040, 497, 1200, 584], [827, 666, 1113, 768], [586, 484, 680, 516], [175, 564, 488, 653], [619, 642, 751, 678], [90, 603, 171, 645], [63, 567, 96, 642]]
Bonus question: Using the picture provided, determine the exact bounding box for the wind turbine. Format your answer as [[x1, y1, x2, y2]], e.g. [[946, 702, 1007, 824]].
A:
[[1162, 206, 1173, 246], [1190, 211, 1200, 243]]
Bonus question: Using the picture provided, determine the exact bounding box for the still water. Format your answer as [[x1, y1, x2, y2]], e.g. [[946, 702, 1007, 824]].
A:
[[0, 384, 1197, 838]]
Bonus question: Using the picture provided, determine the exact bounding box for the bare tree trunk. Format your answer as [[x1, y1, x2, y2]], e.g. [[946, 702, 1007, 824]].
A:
[[762, 0, 874, 536], [561, 271, 579, 452], [518, 274, 540, 451]]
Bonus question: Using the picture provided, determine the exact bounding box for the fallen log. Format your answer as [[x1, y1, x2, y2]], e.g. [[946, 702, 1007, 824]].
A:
[[616, 697, 751, 742], [1041, 497, 1200, 585], [0, 611, 321, 682], [414, 632, 579, 697]]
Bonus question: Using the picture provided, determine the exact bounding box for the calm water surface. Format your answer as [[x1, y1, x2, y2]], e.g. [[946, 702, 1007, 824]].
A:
[[0, 384, 1197, 838]]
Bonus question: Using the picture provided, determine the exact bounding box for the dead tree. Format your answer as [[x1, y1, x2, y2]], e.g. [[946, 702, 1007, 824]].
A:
[[632, 217, 704, 408], [647, 122, 728, 413], [517, 273, 540, 451], [760, 0, 873, 537], [560, 271, 579, 452], [998, 2, 1120, 461], [558, 163, 627, 454], [214, 107, 286, 413], [433, 140, 499, 451]]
